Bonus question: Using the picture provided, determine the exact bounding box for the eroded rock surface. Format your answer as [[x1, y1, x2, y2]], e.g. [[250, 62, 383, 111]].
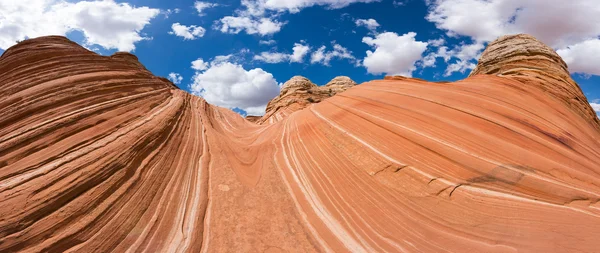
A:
[[256, 75, 356, 124], [470, 34, 600, 127], [1, 35, 600, 253]]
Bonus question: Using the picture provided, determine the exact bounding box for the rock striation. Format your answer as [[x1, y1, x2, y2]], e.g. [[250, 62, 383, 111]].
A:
[[1, 35, 600, 252], [256, 75, 356, 124], [470, 34, 600, 128]]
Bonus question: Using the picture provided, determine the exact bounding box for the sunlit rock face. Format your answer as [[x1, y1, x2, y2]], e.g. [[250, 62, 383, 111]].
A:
[[470, 34, 600, 126], [256, 75, 357, 124], [1, 35, 600, 252]]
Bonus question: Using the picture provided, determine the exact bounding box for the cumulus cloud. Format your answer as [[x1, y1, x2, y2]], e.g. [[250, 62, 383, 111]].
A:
[[169, 23, 206, 40], [191, 58, 209, 71], [427, 38, 445, 47], [201, 48, 251, 67], [310, 44, 357, 66], [216, 0, 380, 36], [254, 42, 311, 63], [260, 0, 381, 13], [290, 43, 311, 63], [355, 18, 380, 33], [218, 16, 283, 36], [362, 32, 428, 76], [443, 43, 484, 76], [194, 1, 218, 16], [190, 60, 280, 116], [167, 73, 183, 84], [590, 102, 600, 115], [0, 0, 160, 51], [557, 39, 600, 76], [253, 52, 290, 63], [212, 54, 234, 65], [419, 40, 485, 76], [420, 46, 448, 68], [425, 0, 600, 76]]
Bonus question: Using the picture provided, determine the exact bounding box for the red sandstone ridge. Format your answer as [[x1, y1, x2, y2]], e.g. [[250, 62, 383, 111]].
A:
[[254, 75, 357, 124], [1, 35, 600, 252]]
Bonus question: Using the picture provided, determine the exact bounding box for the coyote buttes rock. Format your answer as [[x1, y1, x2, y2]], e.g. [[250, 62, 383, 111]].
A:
[[1, 35, 600, 252], [256, 75, 357, 124]]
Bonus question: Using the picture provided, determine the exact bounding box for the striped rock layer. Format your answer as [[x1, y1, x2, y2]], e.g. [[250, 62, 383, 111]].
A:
[[1, 35, 600, 252], [256, 76, 357, 124]]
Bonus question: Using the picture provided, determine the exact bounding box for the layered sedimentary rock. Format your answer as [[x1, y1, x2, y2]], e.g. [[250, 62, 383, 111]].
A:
[[256, 75, 356, 124], [1, 35, 600, 253], [470, 34, 600, 127]]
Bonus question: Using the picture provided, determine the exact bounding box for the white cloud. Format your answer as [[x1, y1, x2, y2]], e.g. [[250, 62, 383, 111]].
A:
[[215, 1, 283, 36], [425, 0, 600, 76], [590, 102, 600, 115], [420, 42, 484, 76], [167, 72, 183, 84], [162, 8, 180, 18], [169, 23, 206, 40], [355, 18, 380, 33], [212, 54, 234, 65], [427, 38, 445, 47], [191, 58, 209, 71], [557, 39, 600, 76], [194, 1, 218, 16], [310, 44, 356, 66], [420, 46, 449, 68], [426, 0, 510, 42], [290, 43, 311, 63], [259, 39, 277, 45], [196, 49, 250, 68], [0, 0, 160, 51], [218, 16, 283, 36], [362, 32, 428, 76], [190, 61, 280, 116], [311, 47, 326, 64], [253, 42, 310, 63], [254, 52, 290, 63], [444, 60, 477, 76], [443, 43, 484, 76], [260, 0, 381, 13], [216, 0, 380, 36]]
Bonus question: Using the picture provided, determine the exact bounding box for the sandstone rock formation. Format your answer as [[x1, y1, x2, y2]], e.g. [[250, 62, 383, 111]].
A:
[[256, 75, 356, 124], [470, 34, 600, 127], [1, 35, 600, 252], [324, 76, 357, 93]]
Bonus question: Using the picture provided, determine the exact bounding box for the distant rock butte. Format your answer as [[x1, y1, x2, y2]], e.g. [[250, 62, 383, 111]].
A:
[[255, 75, 357, 124], [1, 35, 600, 252]]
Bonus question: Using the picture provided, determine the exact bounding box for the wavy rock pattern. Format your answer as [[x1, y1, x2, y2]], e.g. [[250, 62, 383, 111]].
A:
[[257, 75, 356, 124], [470, 34, 600, 128], [1, 35, 600, 252]]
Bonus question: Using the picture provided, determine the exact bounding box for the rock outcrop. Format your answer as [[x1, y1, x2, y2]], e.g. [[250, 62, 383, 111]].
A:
[[256, 75, 356, 124], [324, 76, 357, 93], [1, 35, 600, 253], [470, 34, 600, 127]]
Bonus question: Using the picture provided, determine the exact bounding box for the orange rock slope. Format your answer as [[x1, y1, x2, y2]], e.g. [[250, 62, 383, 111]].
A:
[[1, 35, 600, 252]]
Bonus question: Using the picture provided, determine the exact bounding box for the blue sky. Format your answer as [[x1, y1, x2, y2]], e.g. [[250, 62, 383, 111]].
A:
[[1, 0, 599, 115]]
